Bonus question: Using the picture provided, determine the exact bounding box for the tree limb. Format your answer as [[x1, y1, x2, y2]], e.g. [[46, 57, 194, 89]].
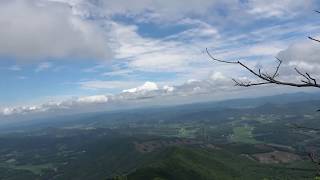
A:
[[206, 48, 320, 88], [309, 36, 320, 43]]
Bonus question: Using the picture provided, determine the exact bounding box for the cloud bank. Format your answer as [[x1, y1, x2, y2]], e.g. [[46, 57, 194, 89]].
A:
[[0, 0, 112, 61]]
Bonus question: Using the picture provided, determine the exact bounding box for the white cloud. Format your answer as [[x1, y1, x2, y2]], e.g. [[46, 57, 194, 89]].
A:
[[1, 105, 45, 116], [122, 81, 159, 93], [2, 108, 14, 116], [35, 62, 53, 72], [0, 94, 110, 116], [274, 38, 320, 82], [108, 22, 217, 73], [246, 0, 314, 18], [278, 39, 320, 70], [82, 0, 318, 23], [0, 0, 112, 61], [210, 72, 226, 81], [163, 85, 175, 92], [77, 95, 108, 103], [58, 0, 318, 25], [1, 0, 316, 62], [67, 0, 226, 22]]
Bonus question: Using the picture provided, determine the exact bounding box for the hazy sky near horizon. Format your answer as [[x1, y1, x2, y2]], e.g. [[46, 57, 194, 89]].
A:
[[1, 0, 320, 116]]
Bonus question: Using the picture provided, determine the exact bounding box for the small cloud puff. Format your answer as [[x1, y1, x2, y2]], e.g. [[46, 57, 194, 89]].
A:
[[122, 81, 159, 93], [163, 85, 175, 92], [77, 95, 109, 104]]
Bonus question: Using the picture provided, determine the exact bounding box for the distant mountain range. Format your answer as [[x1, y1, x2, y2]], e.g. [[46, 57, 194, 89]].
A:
[[1, 91, 320, 132]]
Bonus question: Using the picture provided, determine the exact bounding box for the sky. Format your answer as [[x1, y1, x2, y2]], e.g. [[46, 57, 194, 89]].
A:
[[1, 0, 320, 117]]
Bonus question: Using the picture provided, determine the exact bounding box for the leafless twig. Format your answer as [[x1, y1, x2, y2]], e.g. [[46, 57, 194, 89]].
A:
[[206, 48, 320, 88], [309, 36, 320, 43]]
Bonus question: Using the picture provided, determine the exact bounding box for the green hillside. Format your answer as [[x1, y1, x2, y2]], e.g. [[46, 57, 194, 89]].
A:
[[113, 146, 315, 180]]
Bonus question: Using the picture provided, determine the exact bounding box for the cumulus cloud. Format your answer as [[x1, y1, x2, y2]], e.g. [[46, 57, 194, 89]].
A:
[[0, 0, 112, 61], [122, 81, 159, 93], [173, 73, 232, 96], [77, 95, 108, 103], [278, 39, 320, 73], [1, 94, 110, 116], [1, 105, 46, 116], [118, 75, 232, 99], [246, 0, 314, 18], [118, 82, 174, 101], [163, 85, 175, 93], [210, 72, 227, 81]]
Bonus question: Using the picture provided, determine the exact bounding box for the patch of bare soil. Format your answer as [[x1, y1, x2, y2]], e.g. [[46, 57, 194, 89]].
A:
[[253, 151, 301, 164]]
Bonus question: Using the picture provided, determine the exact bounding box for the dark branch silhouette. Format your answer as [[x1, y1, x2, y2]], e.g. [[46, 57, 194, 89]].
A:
[[206, 48, 320, 88], [309, 36, 320, 43]]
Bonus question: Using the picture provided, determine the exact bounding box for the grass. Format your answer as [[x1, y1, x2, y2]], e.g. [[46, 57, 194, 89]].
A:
[[230, 125, 259, 144], [12, 164, 54, 175], [178, 127, 197, 138], [0, 163, 54, 175], [119, 146, 315, 180]]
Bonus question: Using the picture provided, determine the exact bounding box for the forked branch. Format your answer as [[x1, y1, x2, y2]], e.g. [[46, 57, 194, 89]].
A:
[[206, 48, 320, 88]]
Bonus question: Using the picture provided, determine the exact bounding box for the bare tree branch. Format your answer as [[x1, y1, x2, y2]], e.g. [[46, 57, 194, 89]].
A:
[[273, 57, 282, 78], [295, 68, 312, 83], [232, 79, 271, 87], [309, 36, 320, 43], [206, 48, 320, 88]]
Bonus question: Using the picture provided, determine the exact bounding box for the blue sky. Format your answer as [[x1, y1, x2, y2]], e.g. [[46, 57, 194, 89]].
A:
[[1, 0, 320, 116]]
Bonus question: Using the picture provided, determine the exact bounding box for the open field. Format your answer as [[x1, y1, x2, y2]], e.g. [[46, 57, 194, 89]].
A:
[[230, 125, 259, 144]]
